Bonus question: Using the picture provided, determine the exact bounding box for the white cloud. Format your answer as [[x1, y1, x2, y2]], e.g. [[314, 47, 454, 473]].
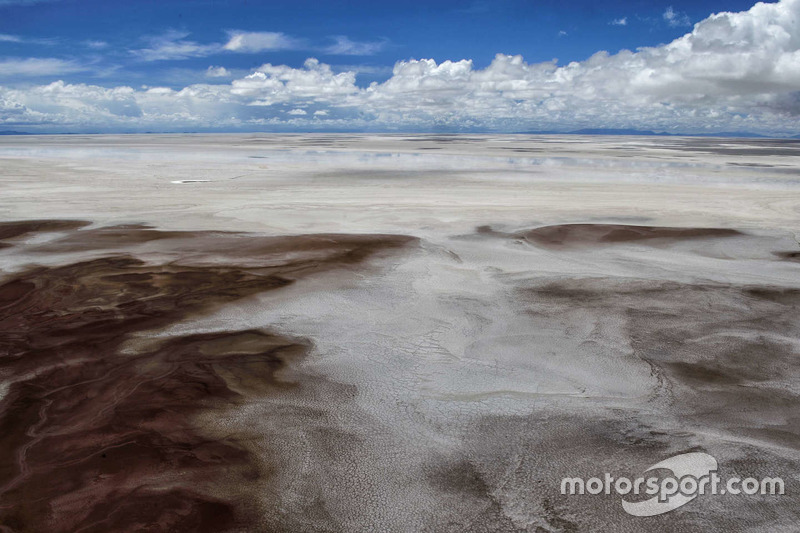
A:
[[131, 30, 221, 61], [333, 64, 393, 76], [1, 0, 799, 134], [130, 30, 376, 61], [663, 6, 692, 27], [84, 40, 108, 49], [323, 36, 386, 56], [230, 58, 358, 106], [131, 30, 302, 61], [611, 17, 627, 26], [0, 57, 87, 77], [206, 66, 231, 78], [0, 33, 58, 45], [223, 31, 299, 53]]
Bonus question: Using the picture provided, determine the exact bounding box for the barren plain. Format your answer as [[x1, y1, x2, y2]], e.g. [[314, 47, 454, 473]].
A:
[[0, 134, 799, 532]]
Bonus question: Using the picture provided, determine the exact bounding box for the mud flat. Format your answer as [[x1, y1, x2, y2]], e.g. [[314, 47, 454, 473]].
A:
[[0, 135, 799, 531]]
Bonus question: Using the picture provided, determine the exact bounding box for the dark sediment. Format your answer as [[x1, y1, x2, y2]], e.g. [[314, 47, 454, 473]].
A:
[[522, 278, 800, 443], [0, 220, 91, 247], [469, 223, 743, 248], [494, 276, 800, 531], [519, 224, 742, 248], [773, 250, 800, 262], [0, 222, 415, 532]]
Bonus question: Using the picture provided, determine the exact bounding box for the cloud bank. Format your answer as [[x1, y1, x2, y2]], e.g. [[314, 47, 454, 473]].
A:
[[2, 0, 799, 134]]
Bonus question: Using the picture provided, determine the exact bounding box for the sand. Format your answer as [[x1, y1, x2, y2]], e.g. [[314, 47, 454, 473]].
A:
[[0, 134, 799, 532]]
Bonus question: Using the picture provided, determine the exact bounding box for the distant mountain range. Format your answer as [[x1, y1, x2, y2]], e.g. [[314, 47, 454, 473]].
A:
[[1, 129, 799, 139], [519, 128, 781, 138]]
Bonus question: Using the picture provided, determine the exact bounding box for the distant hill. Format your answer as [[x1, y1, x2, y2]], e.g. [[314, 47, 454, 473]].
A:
[[519, 128, 774, 138], [568, 128, 659, 136], [0, 129, 795, 138], [687, 131, 768, 138]]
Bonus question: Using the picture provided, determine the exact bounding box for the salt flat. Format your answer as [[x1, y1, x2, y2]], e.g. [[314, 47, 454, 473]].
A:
[[0, 134, 799, 532]]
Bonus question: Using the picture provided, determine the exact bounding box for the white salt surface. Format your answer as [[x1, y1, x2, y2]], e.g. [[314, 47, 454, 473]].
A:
[[2, 134, 799, 531]]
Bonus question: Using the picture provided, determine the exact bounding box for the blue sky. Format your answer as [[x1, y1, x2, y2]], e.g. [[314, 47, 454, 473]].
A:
[[0, 0, 798, 134], [1, 0, 758, 86]]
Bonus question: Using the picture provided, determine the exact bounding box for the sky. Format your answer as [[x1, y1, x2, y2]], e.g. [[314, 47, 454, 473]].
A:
[[0, 0, 798, 135]]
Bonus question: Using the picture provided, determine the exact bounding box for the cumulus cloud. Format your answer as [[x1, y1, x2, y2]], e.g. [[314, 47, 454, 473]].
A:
[[1, 0, 799, 134], [611, 17, 627, 26], [206, 66, 231, 78], [231, 58, 358, 106], [222, 31, 300, 52], [323, 36, 387, 55]]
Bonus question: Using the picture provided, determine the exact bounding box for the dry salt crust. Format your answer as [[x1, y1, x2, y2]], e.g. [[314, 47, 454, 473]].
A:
[[1, 134, 800, 531]]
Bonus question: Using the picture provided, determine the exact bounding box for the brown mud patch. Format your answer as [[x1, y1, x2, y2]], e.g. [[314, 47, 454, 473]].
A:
[[0, 220, 90, 248], [0, 221, 415, 532], [773, 250, 800, 262], [516, 224, 742, 248]]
